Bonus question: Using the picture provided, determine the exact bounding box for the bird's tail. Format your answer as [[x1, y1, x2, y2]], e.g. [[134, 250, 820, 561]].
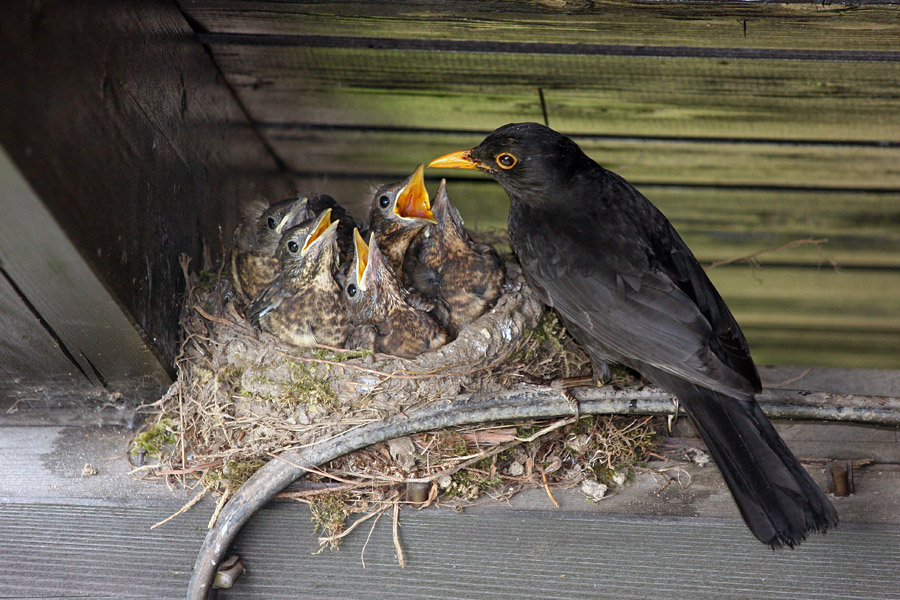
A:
[[653, 372, 838, 548]]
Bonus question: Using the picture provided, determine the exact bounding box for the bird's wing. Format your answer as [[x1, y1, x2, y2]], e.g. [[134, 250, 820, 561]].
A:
[[247, 284, 283, 326], [516, 214, 757, 396]]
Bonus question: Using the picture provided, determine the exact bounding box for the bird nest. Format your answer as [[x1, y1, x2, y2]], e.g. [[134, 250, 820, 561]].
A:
[[135, 251, 658, 544]]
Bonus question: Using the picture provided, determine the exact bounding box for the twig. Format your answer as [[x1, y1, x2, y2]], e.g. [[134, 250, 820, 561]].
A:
[[706, 238, 830, 270], [278, 480, 397, 499], [154, 460, 224, 476], [406, 417, 574, 485], [361, 510, 384, 569], [316, 504, 386, 545], [541, 470, 559, 508], [208, 489, 232, 530], [151, 485, 210, 530], [392, 498, 405, 569]]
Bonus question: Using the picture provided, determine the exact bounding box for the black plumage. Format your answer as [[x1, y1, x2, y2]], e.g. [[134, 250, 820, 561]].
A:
[[409, 179, 505, 338], [429, 122, 837, 547], [308, 193, 360, 270]]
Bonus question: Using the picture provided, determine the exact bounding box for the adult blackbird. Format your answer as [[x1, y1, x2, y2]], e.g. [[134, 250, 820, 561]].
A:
[[429, 122, 837, 548], [248, 209, 351, 348], [409, 179, 505, 338], [344, 229, 447, 358], [231, 196, 313, 301]]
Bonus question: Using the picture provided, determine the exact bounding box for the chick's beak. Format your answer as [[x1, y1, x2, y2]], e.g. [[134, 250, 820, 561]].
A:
[[428, 149, 481, 170], [352, 228, 369, 289], [302, 208, 337, 254], [395, 164, 435, 223]]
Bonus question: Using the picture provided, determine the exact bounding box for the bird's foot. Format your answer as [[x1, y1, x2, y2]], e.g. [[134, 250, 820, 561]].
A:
[[563, 387, 581, 421], [522, 375, 590, 420], [667, 397, 680, 434]]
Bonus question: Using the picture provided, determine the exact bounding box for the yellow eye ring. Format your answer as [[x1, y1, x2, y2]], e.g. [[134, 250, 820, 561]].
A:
[[496, 152, 518, 169]]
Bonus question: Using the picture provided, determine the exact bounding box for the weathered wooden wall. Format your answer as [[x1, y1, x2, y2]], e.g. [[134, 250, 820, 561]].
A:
[[0, 1, 294, 399], [0, 1, 896, 400], [180, 0, 900, 368]]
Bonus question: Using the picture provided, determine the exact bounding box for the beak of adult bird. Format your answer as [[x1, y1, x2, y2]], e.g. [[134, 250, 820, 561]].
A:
[[301, 208, 339, 255], [395, 164, 436, 223], [428, 149, 483, 171]]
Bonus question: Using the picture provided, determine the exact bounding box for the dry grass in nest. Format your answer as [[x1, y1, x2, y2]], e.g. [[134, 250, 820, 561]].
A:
[[132, 254, 660, 549]]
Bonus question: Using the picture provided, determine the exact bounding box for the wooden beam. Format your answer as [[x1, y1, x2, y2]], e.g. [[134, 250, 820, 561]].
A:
[[0, 1, 295, 382], [0, 148, 171, 400], [182, 1, 900, 52]]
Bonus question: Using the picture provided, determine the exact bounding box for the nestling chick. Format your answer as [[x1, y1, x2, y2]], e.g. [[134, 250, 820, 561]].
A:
[[248, 209, 352, 348], [409, 179, 505, 338], [366, 164, 436, 280], [231, 197, 314, 301], [344, 229, 447, 358]]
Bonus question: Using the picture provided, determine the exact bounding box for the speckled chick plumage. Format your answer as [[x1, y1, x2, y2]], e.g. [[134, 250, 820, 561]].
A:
[[231, 197, 314, 301], [409, 179, 505, 338], [248, 209, 352, 348], [344, 230, 447, 358]]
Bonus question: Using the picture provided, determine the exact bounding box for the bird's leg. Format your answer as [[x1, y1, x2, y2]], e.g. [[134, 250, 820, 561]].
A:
[[523, 359, 614, 421]]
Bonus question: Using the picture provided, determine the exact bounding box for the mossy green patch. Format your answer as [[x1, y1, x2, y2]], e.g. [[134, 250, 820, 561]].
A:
[[131, 417, 178, 458]]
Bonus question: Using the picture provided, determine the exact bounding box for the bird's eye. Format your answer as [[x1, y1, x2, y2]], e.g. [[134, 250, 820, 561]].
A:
[[378, 195, 390, 209], [346, 283, 357, 297], [496, 152, 517, 169], [267, 216, 277, 229], [287, 240, 299, 253]]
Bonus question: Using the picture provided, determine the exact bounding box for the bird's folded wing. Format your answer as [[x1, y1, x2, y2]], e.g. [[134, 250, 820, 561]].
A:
[[519, 239, 756, 397]]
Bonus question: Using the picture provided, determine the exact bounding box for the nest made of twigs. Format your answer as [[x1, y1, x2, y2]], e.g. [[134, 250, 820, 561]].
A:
[[134, 252, 659, 545]]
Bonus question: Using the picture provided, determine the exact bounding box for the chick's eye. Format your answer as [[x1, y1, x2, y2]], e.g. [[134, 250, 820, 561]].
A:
[[287, 240, 299, 253], [267, 217, 277, 229], [346, 283, 357, 297], [378, 195, 390, 209], [496, 153, 517, 169]]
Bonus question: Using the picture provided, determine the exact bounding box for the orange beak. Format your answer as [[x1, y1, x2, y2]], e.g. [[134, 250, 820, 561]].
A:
[[301, 208, 337, 254], [428, 149, 481, 170], [394, 164, 435, 222], [352, 228, 370, 289]]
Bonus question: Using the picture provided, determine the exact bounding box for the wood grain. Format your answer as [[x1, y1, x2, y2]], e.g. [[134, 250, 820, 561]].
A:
[[0, 148, 171, 399], [0, 1, 294, 381], [265, 126, 900, 189], [181, 1, 900, 52], [204, 44, 900, 140]]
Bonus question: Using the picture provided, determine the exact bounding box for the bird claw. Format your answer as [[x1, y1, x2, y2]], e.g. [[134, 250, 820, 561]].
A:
[[667, 397, 680, 434], [563, 388, 581, 421]]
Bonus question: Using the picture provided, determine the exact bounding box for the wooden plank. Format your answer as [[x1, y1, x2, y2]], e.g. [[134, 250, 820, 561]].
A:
[[0, 266, 94, 395], [2, 501, 900, 599], [0, 503, 205, 599], [181, 1, 900, 52], [0, 148, 171, 399], [708, 266, 900, 369], [1, 392, 899, 598], [265, 127, 900, 189], [204, 44, 900, 140], [0, 1, 294, 374]]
